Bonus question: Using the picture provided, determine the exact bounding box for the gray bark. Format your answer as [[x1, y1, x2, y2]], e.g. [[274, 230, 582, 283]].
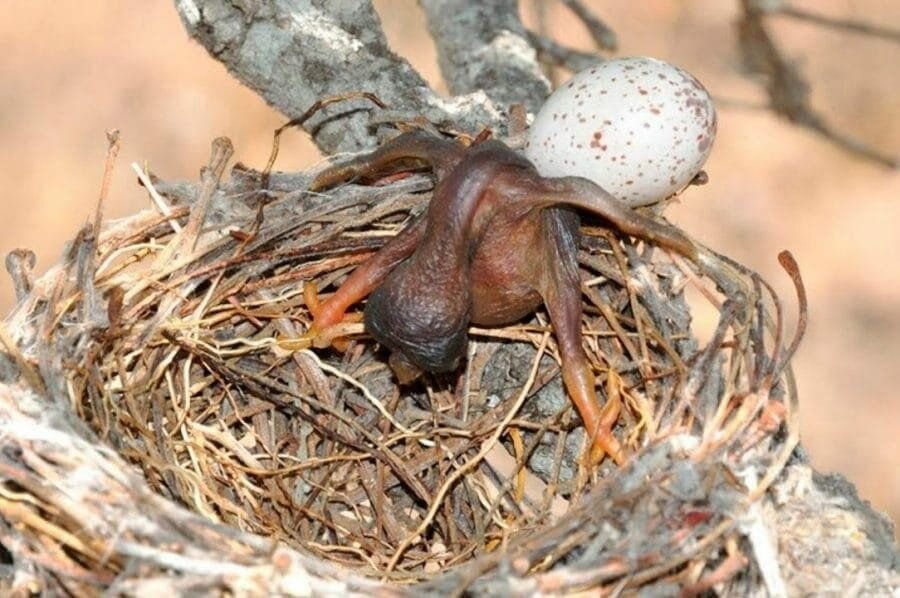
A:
[[174, 0, 547, 153], [419, 0, 550, 114]]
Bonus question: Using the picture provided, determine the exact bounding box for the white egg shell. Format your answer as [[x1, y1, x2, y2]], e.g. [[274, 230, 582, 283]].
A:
[[525, 57, 717, 207]]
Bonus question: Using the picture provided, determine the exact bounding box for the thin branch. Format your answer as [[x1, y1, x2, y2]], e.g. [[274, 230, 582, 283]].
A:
[[526, 31, 603, 73], [419, 0, 550, 115], [771, 4, 900, 44], [174, 0, 504, 152], [738, 1, 898, 168], [804, 119, 899, 169], [561, 0, 618, 51]]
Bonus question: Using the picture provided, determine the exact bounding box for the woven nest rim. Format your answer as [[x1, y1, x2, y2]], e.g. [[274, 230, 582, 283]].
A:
[[0, 134, 806, 595]]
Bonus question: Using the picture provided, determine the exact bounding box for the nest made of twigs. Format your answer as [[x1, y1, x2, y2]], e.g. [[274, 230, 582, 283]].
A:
[[0, 135, 806, 595]]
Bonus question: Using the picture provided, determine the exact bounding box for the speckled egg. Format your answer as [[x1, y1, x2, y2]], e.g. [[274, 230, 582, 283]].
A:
[[525, 57, 717, 207]]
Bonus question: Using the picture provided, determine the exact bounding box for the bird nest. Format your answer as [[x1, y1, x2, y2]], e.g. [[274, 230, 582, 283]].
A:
[[0, 135, 805, 595]]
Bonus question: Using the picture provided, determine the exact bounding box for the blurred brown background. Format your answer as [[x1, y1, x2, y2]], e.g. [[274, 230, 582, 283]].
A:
[[1, 2, 897, 530]]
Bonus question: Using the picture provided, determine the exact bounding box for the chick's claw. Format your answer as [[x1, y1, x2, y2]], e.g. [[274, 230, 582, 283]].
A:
[[279, 320, 363, 353], [278, 282, 361, 352], [586, 391, 624, 466]]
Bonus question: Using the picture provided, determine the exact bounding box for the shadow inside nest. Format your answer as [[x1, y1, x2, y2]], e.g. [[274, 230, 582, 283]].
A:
[[15, 137, 804, 592]]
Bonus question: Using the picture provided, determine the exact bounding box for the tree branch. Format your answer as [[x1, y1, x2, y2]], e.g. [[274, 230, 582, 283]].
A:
[[419, 0, 550, 116], [526, 31, 602, 73], [768, 3, 900, 44], [174, 0, 505, 153], [560, 0, 617, 51], [738, 0, 898, 168]]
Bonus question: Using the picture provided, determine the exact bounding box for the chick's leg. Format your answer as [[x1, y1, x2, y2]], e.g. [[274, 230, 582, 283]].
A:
[[300, 131, 460, 348], [502, 172, 698, 261], [311, 130, 464, 191], [540, 209, 625, 466], [295, 217, 428, 350]]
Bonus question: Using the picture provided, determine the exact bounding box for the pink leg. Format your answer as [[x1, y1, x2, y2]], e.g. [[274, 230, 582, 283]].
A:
[[495, 171, 698, 260], [311, 130, 464, 191], [311, 216, 427, 332], [539, 210, 625, 465], [301, 130, 461, 346]]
